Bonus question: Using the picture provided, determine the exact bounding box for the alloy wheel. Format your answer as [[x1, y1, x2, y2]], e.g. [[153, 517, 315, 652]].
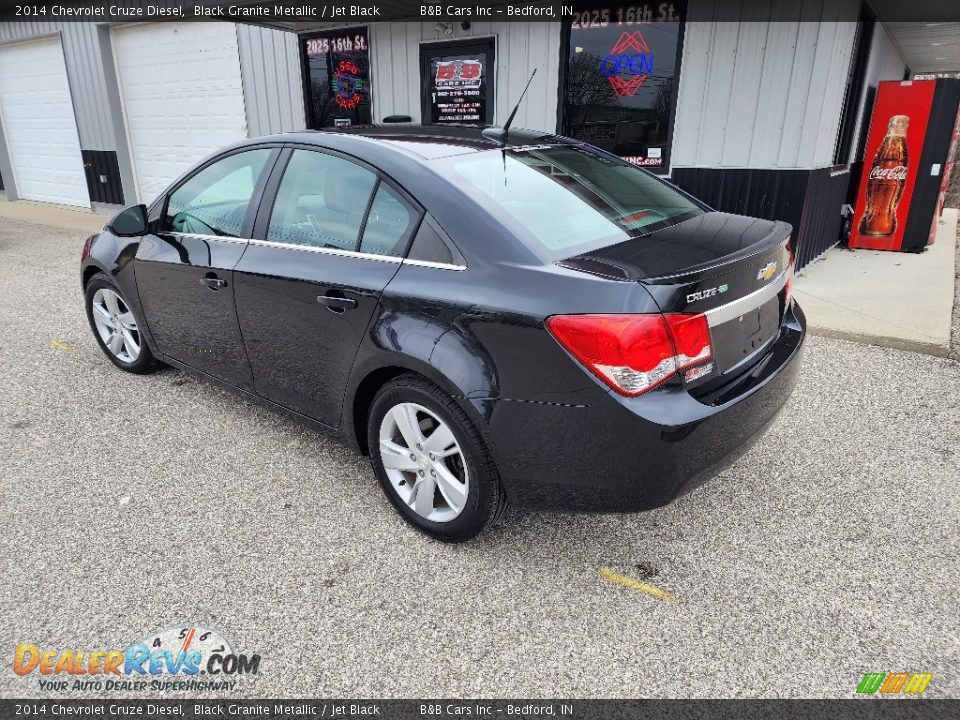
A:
[[378, 402, 469, 522], [91, 288, 141, 363]]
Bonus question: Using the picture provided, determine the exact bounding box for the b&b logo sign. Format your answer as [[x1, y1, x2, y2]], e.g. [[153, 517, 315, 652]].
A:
[[435, 59, 482, 89], [600, 31, 654, 97]]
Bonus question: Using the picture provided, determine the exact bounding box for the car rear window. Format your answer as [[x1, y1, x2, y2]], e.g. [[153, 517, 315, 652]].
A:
[[435, 145, 703, 260]]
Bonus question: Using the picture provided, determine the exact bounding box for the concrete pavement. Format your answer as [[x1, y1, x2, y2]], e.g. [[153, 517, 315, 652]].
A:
[[0, 199, 109, 234], [793, 208, 957, 357]]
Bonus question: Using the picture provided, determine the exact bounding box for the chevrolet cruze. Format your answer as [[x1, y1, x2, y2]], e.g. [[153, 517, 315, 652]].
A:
[[80, 126, 805, 541]]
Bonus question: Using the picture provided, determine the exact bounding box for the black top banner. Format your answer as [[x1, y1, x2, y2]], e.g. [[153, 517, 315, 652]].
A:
[[3, 699, 960, 719], [0, 0, 958, 23]]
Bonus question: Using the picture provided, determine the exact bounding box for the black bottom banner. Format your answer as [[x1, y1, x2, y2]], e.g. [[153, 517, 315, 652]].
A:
[[2, 700, 958, 720]]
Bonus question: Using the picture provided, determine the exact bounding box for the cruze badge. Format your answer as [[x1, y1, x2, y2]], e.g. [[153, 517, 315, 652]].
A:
[[757, 262, 778, 281], [686, 284, 729, 304]]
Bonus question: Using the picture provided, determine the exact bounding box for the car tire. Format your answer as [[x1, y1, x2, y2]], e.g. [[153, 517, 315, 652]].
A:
[[367, 373, 508, 542], [84, 272, 157, 374]]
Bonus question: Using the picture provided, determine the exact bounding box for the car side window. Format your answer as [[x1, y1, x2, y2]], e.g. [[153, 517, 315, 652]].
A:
[[267, 150, 377, 251], [162, 149, 272, 237], [359, 183, 416, 257]]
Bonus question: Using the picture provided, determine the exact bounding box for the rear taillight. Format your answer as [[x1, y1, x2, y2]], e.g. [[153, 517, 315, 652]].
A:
[[546, 313, 712, 396], [784, 244, 795, 305], [664, 313, 712, 370], [81, 235, 94, 262]]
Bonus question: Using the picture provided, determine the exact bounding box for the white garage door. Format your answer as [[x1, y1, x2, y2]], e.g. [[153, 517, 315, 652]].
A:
[[0, 37, 90, 208], [112, 22, 248, 203]]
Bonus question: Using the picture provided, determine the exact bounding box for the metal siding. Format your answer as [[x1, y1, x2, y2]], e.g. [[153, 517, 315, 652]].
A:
[[696, 17, 739, 166], [237, 23, 306, 137], [369, 22, 560, 130], [0, 22, 113, 151], [720, 13, 771, 167], [749, 14, 804, 167], [673, 0, 860, 170], [844, 23, 907, 164], [775, 2, 824, 168], [818, 20, 858, 164], [670, 17, 713, 166], [799, 15, 841, 166], [803, 9, 858, 167]]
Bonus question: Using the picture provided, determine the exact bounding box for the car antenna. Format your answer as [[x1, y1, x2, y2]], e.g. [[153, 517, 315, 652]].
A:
[[483, 68, 537, 144]]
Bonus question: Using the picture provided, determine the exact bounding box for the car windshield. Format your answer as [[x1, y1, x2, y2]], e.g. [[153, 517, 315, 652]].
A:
[[435, 144, 704, 261]]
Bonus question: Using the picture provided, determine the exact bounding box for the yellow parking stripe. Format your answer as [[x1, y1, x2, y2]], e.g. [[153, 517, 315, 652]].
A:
[[599, 566, 679, 603], [49, 339, 77, 351]]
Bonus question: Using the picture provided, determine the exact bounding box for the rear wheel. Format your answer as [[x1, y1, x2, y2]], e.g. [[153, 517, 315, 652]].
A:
[[367, 374, 507, 542], [84, 273, 156, 374]]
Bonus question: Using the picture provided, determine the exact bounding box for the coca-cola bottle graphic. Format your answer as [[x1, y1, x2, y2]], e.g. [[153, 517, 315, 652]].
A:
[[859, 115, 909, 237]]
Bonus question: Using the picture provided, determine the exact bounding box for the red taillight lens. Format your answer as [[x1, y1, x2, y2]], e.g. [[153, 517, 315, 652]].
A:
[[81, 235, 93, 262], [546, 313, 712, 396], [664, 313, 712, 370], [785, 248, 795, 305]]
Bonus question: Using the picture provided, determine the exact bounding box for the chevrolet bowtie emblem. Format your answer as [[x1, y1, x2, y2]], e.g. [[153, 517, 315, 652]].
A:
[[757, 262, 778, 281]]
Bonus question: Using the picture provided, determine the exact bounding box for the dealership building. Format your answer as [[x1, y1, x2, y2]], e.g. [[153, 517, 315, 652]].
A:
[[0, 1, 956, 269]]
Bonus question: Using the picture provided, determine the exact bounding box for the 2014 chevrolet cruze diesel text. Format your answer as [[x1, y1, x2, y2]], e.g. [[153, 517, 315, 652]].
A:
[[80, 126, 805, 541]]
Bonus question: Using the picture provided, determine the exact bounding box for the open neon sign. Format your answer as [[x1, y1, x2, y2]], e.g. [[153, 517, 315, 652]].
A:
[[600, 31, 654, 97]]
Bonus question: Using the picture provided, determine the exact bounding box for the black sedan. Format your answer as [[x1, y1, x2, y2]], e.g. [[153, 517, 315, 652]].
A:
[[80, 126, 805, 542]]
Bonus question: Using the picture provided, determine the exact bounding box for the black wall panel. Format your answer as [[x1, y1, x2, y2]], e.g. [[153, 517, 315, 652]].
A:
[[670, 166, 848, 271], [796, 168, 850, 270], [82, 150, 124, 206]]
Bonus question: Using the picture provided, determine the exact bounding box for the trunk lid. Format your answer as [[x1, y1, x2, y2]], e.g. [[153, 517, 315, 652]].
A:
[[558, 211, 793, 381]]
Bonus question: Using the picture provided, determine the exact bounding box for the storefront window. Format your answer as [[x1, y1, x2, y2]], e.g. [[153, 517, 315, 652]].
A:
[[302, 29, 372, 129], [562, 2, 685, 173]]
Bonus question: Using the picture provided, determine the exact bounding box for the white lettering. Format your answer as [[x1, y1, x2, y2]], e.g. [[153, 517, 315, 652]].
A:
[[869, 165, 907, 181]]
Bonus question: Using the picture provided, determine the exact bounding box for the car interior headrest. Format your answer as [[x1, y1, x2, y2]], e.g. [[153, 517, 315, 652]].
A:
[[323, 171, 368, 216]]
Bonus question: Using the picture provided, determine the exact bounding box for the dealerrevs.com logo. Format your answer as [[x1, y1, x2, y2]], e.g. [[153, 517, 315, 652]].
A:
[[13, 626, 260, 693]]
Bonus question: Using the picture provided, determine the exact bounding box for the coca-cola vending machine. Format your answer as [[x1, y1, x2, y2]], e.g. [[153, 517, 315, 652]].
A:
[[850, 78, 960, 252]]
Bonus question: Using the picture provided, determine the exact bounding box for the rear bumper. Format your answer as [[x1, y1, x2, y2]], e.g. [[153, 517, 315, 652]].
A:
[[488, 302, 806, 512]]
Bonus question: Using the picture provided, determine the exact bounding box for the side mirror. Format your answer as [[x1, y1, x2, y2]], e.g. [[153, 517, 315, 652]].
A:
[[108, 204, 149, 237]]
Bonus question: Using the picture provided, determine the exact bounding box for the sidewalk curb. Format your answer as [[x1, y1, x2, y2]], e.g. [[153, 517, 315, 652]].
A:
[[0, 200, 109, 234], [804, 326, 951, 358]]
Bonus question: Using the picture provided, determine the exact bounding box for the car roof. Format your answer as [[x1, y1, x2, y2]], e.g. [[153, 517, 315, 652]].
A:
[[249, 125, 573, 161]]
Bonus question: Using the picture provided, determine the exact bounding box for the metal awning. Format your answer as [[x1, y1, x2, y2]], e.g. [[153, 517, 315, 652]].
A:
[[883, 22, 960, 75], [869, 0, 960, 74]]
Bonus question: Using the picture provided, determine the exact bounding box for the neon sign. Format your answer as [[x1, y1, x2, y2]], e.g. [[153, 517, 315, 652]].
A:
[[600, 31, 654, 97], [332, 60, 363, 110]]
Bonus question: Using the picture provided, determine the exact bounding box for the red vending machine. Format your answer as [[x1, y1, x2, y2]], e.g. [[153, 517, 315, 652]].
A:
[[850, 78, 960, 252]]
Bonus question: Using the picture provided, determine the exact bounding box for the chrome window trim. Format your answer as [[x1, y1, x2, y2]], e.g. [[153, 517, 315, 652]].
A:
[[246, 238, 403, 264], [164, 231, 250, 245], [704, 269, 788, 328], [162, 233, 468, 270], [402, 258, 467, 271]]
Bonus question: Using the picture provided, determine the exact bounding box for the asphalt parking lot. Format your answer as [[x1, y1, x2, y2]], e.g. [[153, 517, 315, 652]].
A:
[[1, 216, 958, 699]]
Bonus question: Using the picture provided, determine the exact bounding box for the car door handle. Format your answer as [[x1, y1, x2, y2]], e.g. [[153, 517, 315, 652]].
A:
[[201, 276, 228, 290], [316, 294, 358, 312]]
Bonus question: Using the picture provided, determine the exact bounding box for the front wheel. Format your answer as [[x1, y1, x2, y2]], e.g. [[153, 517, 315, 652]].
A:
[[84, 272, 156, 374], [367, 374, 508, 542]]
